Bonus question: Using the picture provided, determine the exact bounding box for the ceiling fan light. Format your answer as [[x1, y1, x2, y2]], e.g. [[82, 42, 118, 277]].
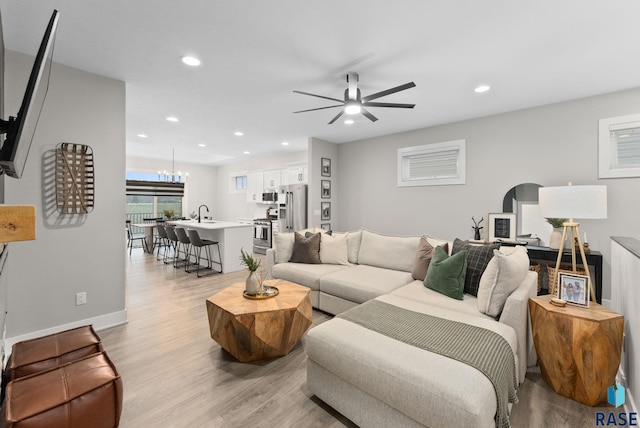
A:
[[344, 102, 361, 115]]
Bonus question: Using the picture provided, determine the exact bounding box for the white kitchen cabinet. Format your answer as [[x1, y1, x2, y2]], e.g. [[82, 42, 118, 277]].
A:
[[263, 169, 281, 190], [246, 172, 264, 202], [287, 164, 307, 184]]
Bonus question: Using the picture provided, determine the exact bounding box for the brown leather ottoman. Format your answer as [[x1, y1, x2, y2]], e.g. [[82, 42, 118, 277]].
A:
[[1, 352, 123, 428], [4, 325, 103, 382]]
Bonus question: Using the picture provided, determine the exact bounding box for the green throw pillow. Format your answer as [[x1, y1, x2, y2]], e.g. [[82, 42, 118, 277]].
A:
[[424, 246, 467, 300]]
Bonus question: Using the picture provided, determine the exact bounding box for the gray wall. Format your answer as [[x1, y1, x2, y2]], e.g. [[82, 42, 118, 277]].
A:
[[337, 87, 640, 301], [4, 50, 126, 338]]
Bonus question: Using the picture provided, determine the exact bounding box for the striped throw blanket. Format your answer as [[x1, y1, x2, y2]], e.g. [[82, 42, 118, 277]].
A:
[[337, 299, 518, 428]]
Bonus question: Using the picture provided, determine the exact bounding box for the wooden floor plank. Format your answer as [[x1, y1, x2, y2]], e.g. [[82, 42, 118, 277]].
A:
[[100, 251, 612, 427]]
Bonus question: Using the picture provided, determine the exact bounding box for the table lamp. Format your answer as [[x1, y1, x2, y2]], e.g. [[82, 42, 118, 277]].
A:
[[538, 184, 607, 302]]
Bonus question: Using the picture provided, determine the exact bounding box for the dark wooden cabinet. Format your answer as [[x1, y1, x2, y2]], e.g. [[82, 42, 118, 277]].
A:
[[527, 245, 603, 303]]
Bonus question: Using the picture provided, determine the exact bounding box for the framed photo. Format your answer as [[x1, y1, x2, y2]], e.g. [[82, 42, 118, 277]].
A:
[[321, 223, 331, 232], [488, 213, 516, 242], [321, 158, 331, 177], [321, 202, 331, 220], [321, 180, 331, 199], [558, 272, 590, 308]]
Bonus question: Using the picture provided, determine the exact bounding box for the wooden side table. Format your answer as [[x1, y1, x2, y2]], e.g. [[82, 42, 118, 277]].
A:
[[529, 295, 623, 406], [206, 280, 313, 362]]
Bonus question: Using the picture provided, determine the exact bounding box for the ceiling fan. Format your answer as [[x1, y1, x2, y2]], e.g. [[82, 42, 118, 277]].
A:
[[293, 72, 416, 124]]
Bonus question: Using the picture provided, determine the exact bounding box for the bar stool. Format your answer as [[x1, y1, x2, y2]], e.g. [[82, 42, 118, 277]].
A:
[[125, 220, 146, 256], [187, 229, 222, 277], [174, 227, 194, 270], [164, 226, 180, 266], [155, 224, 171, 261]]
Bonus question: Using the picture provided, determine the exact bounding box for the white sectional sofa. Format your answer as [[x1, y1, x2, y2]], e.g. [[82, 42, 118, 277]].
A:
[[265, 229, 538, 428]]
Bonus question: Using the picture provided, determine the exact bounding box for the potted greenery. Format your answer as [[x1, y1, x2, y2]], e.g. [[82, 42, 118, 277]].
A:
[[240, 248, 261, 295], [546, 218, 567, 249], [163, 209, 175, 220]]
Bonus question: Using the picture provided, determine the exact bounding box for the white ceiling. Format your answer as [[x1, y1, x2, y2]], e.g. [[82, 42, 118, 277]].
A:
[[3, 0, 640, 166]]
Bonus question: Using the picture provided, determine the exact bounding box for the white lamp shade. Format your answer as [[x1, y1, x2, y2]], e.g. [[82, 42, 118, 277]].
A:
[[538, 185, 607, 219]]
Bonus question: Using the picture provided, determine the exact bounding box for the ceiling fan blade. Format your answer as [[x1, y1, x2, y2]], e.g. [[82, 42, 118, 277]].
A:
[[294, 104, 343, 113], [293, 90, 343, 103], [328, 110, 345, 125], [361, 108, 378, 122], [363, 102, 415, 109], [361, 82, 416, 102]]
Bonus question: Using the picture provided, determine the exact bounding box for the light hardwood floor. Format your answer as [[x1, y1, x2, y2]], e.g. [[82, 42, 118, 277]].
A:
[[100, 251, 612, 427]]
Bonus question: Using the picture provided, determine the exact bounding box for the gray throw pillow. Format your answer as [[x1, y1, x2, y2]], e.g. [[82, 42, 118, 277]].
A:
[[289, 232, 321, 264], [411, 236, 449, 281], [451, 238, 499, 297]]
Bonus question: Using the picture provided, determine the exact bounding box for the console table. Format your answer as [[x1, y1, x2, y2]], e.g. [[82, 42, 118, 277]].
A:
[[527, 246, 603, 303]]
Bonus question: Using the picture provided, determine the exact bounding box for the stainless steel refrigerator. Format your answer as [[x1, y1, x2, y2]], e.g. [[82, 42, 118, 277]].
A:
[[277, 184, 307, 232]]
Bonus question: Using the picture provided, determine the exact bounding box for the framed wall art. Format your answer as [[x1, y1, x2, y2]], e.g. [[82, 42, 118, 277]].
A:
[[321, 158, 331, 177], [488, 213, 516, 242], [321, 202, 331, 220], [321, 180, 331, 198]]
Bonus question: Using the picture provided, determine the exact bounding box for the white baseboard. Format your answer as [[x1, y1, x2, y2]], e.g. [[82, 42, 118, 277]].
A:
[[4, 310, 128, 351]]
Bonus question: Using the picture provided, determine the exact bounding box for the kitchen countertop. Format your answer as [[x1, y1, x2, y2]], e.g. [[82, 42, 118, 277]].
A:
[[168, 220, 252, 230]]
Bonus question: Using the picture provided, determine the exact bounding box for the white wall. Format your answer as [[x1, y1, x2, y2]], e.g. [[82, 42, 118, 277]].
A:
[[126, 156, 217, 218], [337, 87, 640, 301], [308, 138, 338, 230], [215, 151, 307, 221], [4, 50, 126, 338]]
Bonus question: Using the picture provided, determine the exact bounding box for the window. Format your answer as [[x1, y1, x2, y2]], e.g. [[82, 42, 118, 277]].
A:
[[125, 171, 183, 222], [397, 139, 465, 187], [229, 171, 248, 193], [599, 113, 640, 178]]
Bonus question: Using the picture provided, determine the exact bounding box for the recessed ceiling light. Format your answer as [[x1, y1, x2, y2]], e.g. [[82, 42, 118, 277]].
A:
[[474, 85, 491, 93], [166, 116, 179, 122], [235, 131, 244, 136], [243, 151, 250, 154], [137, 134, 148, 138], [344, 119, 354, 125], [198, 144, 206, 147], [182, 56, 201, 66], [281, 141, 289, 146]]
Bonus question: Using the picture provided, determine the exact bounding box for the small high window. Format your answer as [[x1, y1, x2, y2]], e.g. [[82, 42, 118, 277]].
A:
[[397, 139, 466, 187], [599, 113, 640, 178]]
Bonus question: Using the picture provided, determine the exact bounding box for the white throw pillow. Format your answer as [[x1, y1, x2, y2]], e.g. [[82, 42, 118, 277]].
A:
[[346, 230, 363, 264], [477, 246, 530, 317], [273, 233, 295, 264], [319, 233, 350, 265]]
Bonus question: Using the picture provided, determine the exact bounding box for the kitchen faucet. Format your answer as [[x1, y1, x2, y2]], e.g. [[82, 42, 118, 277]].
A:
[[198, 204, 209, 223]]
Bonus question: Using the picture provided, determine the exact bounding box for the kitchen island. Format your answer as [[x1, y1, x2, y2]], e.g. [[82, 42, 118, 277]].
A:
[[168, 220, 253, 273]]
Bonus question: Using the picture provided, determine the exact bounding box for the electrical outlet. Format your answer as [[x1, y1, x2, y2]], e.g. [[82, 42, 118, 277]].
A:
[[76, 292, 87, 306]]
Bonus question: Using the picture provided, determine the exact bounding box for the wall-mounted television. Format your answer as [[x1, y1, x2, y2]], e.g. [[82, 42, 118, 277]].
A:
[[0, 9, 59, 179]]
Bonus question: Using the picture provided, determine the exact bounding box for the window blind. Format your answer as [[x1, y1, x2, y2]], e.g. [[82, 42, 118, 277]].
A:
[[125, 180, 184, 197]]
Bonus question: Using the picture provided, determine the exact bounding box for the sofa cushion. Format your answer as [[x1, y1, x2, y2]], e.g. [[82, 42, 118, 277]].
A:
[[391, 281, 494, 320], [319, 233, 350, 265], [477, 246, 530, 317], [289, 232, 321, 264], [320, 265, 413, 304], [273, 233, 295, 264], [424, 246, 467, 300], [451, 239, 500, 297], [412, 236, 449, 281], [346, 230, 363, 264], [357, 230, 420, 272], [271, 263, 349, 291]]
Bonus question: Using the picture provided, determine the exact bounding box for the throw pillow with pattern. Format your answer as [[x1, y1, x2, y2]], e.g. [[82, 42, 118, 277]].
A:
[[451, 238, 499, 296]]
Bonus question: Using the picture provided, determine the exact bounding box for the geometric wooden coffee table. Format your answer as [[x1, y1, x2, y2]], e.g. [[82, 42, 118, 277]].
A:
[[206, 279, 313, 362]]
